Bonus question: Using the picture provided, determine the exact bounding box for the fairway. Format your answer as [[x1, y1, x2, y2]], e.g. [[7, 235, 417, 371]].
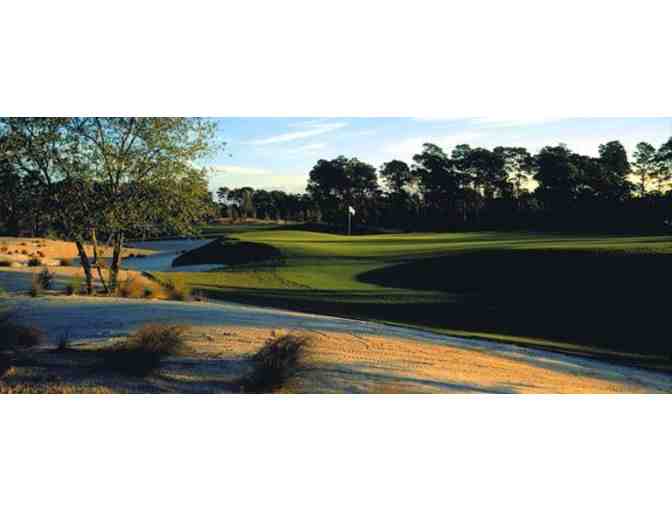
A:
[[159, 226, 672, 369]]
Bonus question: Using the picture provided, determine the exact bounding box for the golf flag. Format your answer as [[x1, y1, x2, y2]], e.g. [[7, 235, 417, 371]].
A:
[[348, 206, 356, 215]]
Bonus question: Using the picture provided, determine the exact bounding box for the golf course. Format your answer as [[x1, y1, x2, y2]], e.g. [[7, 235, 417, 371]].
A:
[[160, 225, 672, 371]]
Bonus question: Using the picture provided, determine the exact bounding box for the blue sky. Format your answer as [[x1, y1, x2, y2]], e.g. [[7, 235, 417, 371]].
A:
[[205, 118, 672, 193]]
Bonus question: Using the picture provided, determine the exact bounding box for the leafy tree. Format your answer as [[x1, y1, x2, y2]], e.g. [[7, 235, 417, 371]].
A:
[[240, 188, 256, 219], [534, 144, 582, 211], [380, 160, 413, 194], [307, 156, 379, 224], [632, 142, 658, 196], [216, 186, 230, 203], [655, 137, 672, 193], [1, 118, 101, 291], [380, 160, 416, 227], [596, 140, 631, 199], [494, 146, 536, 197], [0, 140, 29, 234], [412, 143, 466, 223], [453, 145, 508, 199], [70, 117, 219, 291], [1, 117, 219, 293], [252, 189, 274, 219]]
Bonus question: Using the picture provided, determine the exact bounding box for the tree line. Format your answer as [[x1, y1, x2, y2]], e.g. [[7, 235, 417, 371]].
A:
[[215, 187, 320, 223], [0, 117, 218, 294], [298, 139, 672, 232], [212, 138, 672, 233]]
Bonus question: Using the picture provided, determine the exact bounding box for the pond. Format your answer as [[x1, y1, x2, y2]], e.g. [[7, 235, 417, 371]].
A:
[[123, 239, 222, 273]]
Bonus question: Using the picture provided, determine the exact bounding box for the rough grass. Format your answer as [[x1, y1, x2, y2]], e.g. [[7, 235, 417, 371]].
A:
[[100, 324, 188, 377], [238, 334, 308, 393]]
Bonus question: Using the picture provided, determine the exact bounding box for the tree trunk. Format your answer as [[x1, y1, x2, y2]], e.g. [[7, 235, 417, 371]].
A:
[[75, 239, 94, 295], [109, 232, 124, 293], [90, 228, 110, 295]]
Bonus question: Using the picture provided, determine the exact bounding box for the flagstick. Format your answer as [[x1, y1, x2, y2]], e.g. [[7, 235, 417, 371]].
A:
[[347, 208, 351, 236]]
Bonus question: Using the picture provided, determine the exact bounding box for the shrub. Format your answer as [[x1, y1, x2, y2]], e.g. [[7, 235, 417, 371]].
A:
[[239, 334, 308, 393], [163, 278, 192, 302], [100, 324, 188, 377], [0, 313, 44, 352], [30, 275, 44, 297], [27, 257, 42, 267], [29, 268, 53, 297], [116, 276, 140, 298], [129, 324, 187, 355], [65, 275, 83, 296], [55, 331, 71, 352], [115, 275, 164, 300], [37, 267, 54, 290], [0, 352, 11, 378]]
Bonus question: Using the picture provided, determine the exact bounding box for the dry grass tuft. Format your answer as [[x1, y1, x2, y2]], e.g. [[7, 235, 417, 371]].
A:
[[127, 324, 188, 355], [117, 276, 164, 299], [100, 324, 189, 377], [239, 334, 308, 393], [163, 278, 192, 302], [30, 268, 54, 297], [65, 275, 84, 296]]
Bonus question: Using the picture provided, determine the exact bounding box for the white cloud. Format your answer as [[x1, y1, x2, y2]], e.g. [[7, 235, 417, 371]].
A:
[[243, 122, 347, 145], [286, 142, 326, 154]]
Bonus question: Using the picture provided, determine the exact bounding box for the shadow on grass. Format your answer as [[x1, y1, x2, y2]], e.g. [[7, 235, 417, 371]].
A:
[[190, 249, 672, 371], [358, 249, 672, 357]]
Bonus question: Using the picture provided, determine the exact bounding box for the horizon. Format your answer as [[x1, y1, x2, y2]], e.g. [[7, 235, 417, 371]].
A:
[[204, 117, 672, 194]]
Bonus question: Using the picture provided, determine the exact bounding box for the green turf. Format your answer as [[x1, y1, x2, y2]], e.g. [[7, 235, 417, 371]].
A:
[[157, 225, 672, 371]]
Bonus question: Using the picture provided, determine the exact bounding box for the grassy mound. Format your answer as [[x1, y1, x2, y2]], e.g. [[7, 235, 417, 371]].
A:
[[172, 238, 282, 267]]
